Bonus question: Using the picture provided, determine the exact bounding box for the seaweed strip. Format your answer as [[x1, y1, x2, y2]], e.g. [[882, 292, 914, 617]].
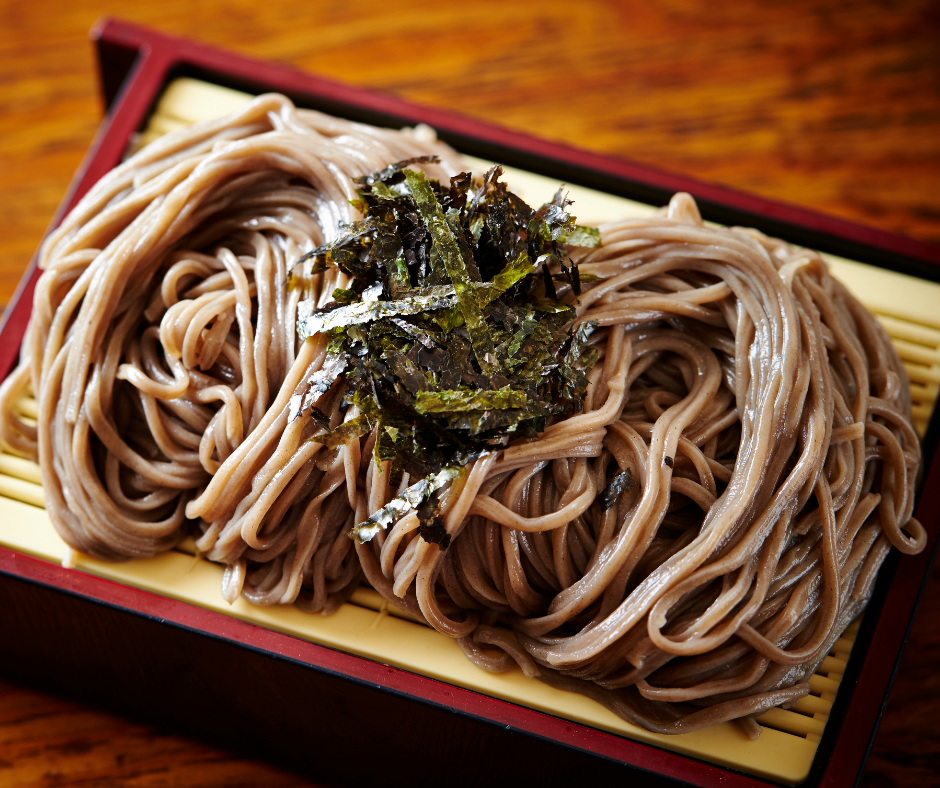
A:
[[405, 169, 499, 376], [290, 159, 602, 492]]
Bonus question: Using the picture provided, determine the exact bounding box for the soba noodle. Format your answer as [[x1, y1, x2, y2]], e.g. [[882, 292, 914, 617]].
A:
[[0, 93, 924, 736]]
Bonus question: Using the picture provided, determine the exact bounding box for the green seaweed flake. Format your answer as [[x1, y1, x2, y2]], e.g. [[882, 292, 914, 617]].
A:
[[599, 468, 635, 510], [415, 388, 528, 414], [309, 414, 373, 449], [405, 169, 499, 376], [289, 159, 603, 542]]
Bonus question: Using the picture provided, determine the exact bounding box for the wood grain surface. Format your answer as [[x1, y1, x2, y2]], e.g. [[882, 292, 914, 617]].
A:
[[0, 0, 938, 786]]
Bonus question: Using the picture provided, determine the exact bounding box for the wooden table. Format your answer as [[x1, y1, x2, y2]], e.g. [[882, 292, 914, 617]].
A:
[[1, 1, 938, 785]]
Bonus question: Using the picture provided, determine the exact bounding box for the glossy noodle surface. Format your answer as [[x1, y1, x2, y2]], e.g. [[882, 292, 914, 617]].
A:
[[0, 94, 924, 737]]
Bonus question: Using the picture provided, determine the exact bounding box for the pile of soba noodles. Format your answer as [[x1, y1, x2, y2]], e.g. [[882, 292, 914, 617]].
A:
[[0, 94, 925, 738]]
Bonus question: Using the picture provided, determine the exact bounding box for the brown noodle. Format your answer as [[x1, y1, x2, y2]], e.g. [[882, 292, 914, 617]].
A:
[[0, 94, 925, 737]]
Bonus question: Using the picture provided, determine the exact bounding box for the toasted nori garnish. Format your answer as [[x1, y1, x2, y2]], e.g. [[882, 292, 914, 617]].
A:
[[291, 159, 601, 542], [599, 469, 636, 511], [417, 519, 452, 550]]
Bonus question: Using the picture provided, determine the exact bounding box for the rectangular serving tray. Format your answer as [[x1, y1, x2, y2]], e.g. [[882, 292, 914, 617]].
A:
[[1, 18, 939, 788]]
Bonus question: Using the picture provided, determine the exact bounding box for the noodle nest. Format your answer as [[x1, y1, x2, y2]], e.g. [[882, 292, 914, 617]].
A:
[[0, 94, 925, 736]]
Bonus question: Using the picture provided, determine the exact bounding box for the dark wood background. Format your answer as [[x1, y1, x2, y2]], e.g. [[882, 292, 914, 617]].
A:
[[0, 1, 938, 785]]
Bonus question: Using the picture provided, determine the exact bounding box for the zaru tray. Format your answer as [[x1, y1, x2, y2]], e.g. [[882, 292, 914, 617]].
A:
[[1, 19, 939, 788]]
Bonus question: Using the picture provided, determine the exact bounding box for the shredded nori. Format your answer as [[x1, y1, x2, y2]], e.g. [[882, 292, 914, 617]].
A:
[[417, 519, 452, 549], [599, 469, 635, 511], [291, 158, 601, 542], [350, 466, 461, 543]]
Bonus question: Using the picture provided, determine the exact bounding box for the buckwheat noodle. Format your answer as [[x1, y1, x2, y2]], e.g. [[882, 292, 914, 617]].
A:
[[0, 94, 925, 737]]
